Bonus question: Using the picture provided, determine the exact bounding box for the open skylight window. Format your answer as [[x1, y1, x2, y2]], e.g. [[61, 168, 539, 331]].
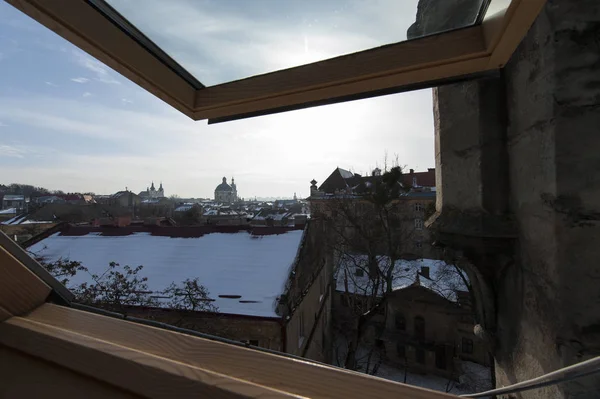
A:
[[102, 0, 488, 86], [7, 0, 544, 122]]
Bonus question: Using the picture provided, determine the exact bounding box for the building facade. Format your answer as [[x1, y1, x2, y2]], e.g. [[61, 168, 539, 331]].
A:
[[309, 167, 438, 260], [139, 182, 165, 199], [214, 177, 238, 204], [2, 195, 26, 212], [381, 282, 489, 379]]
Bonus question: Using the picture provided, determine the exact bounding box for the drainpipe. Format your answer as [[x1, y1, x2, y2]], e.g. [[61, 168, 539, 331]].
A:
[[280, 317, 287, 353]]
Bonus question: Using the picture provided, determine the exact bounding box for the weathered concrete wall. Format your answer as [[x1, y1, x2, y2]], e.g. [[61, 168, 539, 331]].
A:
[[414, 0, 600, 397]]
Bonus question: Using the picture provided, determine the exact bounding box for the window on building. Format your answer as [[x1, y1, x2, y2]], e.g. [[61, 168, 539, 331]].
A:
[[416, 348, 425, 364], [415, 203, 424, 212], [414, 218, 424, 230], [462, 337, 474, 354], [414, 241, 423, 249], [394, 313, 406, 331], [414, 316, 425, 340], [355, 267, 364, 277], [396, 343, 406, 358]]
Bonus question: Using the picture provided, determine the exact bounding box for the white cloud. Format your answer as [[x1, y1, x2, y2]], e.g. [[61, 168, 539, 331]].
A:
[[0, 88, 434, 198], [121, 98, 133, 104], [105, 0, 420, 85], [71, 77, 89, 83], [45, 81, 58, 87], [72, 50, 121, 85], [0, 121, 7, 127], [82, 92, 92, 98], [0, 144, 31, 158]]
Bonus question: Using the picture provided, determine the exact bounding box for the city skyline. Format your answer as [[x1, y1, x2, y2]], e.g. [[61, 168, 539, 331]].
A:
[[0, 1, 435, 199]]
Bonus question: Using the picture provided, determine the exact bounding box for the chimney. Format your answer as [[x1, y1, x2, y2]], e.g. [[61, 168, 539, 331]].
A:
[[410, 169, 415, 174], [310, 179, 319, 197], [420, 266, 430, 279]]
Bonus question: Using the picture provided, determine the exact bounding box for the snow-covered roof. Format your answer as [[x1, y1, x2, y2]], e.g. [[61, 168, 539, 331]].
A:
[[203, 209, 240, 216], [174, 205, 193, 212], [0, 208, 17, 215], [335, 254, 467, 301], [338, 168, 355, 179], [29, 230, 304, 317], [2, 214, 27, 225], [3, 195, 24, 201]]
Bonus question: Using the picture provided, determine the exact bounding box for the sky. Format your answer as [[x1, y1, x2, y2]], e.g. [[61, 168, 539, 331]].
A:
[[0, 0, 435, 199]]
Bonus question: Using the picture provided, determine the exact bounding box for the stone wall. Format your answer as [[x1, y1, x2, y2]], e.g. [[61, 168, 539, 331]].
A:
[[279, 219, 333, 362], [498, 1, 600, 396], [417, 0, 600, 397]]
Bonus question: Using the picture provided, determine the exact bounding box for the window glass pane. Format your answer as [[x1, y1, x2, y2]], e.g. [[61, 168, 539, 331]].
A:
[[104, 0, 486, 85]]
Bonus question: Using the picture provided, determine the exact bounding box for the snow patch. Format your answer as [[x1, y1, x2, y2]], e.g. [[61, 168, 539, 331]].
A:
[[29, 230, 304, 317]]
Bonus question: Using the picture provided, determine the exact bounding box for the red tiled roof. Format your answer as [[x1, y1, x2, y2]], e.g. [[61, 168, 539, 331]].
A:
[[402, 168, 436, 187], [318, 167, 435, 194]]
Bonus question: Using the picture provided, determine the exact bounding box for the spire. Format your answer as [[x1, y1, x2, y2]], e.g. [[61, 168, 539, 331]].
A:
[[150, 181, 155, 190], [159, 182, 163, 190]]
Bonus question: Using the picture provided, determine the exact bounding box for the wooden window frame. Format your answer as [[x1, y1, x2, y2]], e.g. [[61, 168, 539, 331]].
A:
[[6, 0, 546, 123]]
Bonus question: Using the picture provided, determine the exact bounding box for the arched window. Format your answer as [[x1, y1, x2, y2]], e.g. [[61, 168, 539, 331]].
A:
[[394, 313, 406, 331], [414, 316, 425, 340]]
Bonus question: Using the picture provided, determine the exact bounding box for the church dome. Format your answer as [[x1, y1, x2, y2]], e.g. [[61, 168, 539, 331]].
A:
[[215, 177, 233, 192]]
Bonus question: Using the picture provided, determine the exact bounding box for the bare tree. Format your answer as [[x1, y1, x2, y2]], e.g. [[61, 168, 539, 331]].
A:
[[74, 262, 158, 313], [315, 165, 422, 372], [34, 255, 87, 286], [163, 278, 218, 312], [37, 258, 216, 316]]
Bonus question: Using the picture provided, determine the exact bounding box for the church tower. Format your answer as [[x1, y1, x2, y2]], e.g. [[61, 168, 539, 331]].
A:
[[231, 177, 238, 202]]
